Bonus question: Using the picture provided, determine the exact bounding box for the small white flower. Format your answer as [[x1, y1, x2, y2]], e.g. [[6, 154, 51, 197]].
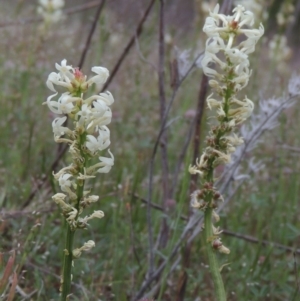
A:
[[239, 31, 264, 55], [46, 72, 72, 92], [52, 192, 67, 202], [47, 92, 78, 115], [76, 104, 92, 125], [206, 94, 221, 110], [90, 210, 104, 219], [93, 109, 112, 127], [212, 225, 223, 235], [196, 153, 208, 170], [190, 190, 205, 208], [97, 91, 114, 106], [212, 210, 220, 222], [92, 99, 110, 117], [229, 96, 254, 122], [222, 133, 244, 146], [188, 165, 203, 176], [46, 73, 61, 92], [52, 192, 68, 207], [218, 244, 230, 254], [87, 67, 109, 87], [66, 207, 78, 224], [97, 150, 114, 173], [87, 149, 114, 174], [72, 248, 82, 258], [225, 48, 249, 65], [216, 105, 226, 117], [86, 126, 110, 153], [52, 116, 70, 137], [55, 59, 74, 82], [73, 240, 95, 258], [57, 93, 77, 114], [58, 173, 73, 191], [84, 91, 114, 107], [76, 210, 104, 228], [52, 193, 74, 214], [82, 240, 95, 250], [209, 79, 224, 92], [45, 93, 60, 113], [213, 149, 231, 164], [83, 195, 99, 203]]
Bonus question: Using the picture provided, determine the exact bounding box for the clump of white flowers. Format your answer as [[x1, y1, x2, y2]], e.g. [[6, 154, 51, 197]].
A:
[[37, 0, 65, 25], [190, 3, 263, 254], [44, 59, 114, 298], [189, 4, 263, 300], [46, 58, 114, 234]]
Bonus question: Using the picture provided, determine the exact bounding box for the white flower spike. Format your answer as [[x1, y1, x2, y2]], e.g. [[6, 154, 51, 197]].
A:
[[44, 59, 115, 295]]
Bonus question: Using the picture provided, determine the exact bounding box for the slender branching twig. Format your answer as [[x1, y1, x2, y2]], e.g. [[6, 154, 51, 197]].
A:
[[140, 51, 203, 297], [78, 0, 106, 70], [143, 51, 203, 291], [102, 0, 156, 91], [155, 0, 170, 252]]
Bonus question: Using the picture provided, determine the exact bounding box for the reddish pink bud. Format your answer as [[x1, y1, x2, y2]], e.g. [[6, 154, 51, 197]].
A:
[[74, 68, 85, 82]]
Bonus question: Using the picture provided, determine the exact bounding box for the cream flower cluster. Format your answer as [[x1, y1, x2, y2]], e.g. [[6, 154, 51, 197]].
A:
[[189, 4, 263, 254], [37, 0, 65, 25], [192, 4, 264, 176], [45, 60, 114, 254], [202, 4, 264, 85]]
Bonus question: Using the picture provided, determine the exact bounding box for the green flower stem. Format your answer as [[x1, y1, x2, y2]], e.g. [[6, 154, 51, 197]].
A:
[[61, 128, 86, 300], [61, 180, 85, 300], [204, 207, 226, 301], [61, 224, 75, 301], [201, 83, 233, 301], [203, 163, 227, 301]]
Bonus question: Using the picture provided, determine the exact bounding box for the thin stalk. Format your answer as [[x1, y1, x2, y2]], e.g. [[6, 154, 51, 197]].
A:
[[201, 78, 233, 301], [61, 116, 86, 300], [204, 207, 226, 301], [202, 159, 227, 300], [61, 225, 75, 301], [61, 173, 85, 300], [60, 173, 85, 300], [157, 0, 170, 249], [78, 0, 106, 70]]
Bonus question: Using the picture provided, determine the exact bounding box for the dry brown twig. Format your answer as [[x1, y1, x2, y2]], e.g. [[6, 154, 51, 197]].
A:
[[134, 50, 204, 300]]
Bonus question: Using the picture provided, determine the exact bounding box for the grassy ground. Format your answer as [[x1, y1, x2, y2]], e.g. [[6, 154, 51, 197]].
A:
[[1, 0, 300, 300]]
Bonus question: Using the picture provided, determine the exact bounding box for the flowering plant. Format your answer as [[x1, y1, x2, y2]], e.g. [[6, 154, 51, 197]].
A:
[[44, 59, 114, 300], [189, 4, 263, 300]]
